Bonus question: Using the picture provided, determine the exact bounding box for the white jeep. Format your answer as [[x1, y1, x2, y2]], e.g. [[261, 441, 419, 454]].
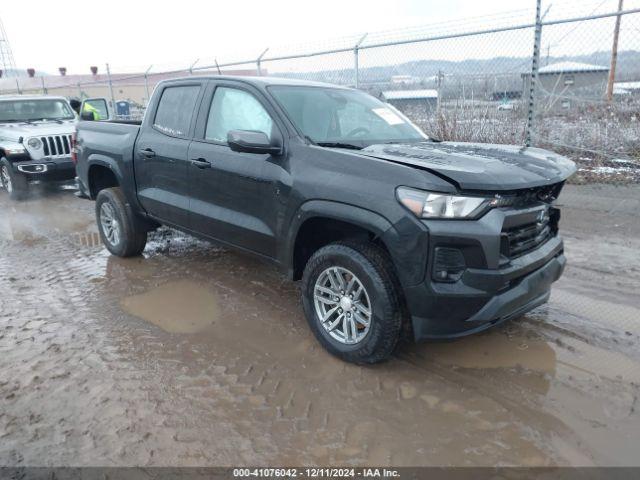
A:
[[0, 95, 77, 200]]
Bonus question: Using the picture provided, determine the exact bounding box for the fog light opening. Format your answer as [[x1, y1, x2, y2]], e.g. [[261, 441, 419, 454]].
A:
[[433, 247, 466, 283]]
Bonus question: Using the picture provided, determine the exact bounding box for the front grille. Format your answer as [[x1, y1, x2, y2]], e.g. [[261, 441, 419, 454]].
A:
[[493, 182, 564, 209], [502, 209, 552, 258], [40, 135, 73, 157]]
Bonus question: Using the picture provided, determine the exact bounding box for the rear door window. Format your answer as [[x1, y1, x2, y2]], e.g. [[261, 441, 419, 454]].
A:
[[153, 85, 200, 137]]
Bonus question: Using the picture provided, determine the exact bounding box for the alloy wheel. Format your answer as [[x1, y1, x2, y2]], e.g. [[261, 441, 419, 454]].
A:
[[1, 166, 12, 193], [313, 266, 372, 345], [99, 202, 121, 246]]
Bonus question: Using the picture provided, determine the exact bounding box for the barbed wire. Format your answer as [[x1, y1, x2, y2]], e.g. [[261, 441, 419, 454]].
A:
[[1, 5, 638, 174]]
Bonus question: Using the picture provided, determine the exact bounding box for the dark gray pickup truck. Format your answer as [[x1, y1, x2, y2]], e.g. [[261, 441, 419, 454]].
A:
[[75, 76, 576, 363]]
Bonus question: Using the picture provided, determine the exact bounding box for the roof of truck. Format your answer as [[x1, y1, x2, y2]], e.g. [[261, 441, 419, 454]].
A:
[[158, 75, 351, 89]]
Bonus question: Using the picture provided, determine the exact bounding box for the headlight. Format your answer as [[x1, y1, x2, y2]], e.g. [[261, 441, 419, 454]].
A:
[[27, 137, 42, 149], [5, 147, 26, 155], [397, 187, 495, 219]]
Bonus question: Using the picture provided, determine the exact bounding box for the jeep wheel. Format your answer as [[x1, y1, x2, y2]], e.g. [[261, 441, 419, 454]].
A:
[[96, 187, 147, 257], [301, 241, 403, 364], [0, 159, 28, 201]]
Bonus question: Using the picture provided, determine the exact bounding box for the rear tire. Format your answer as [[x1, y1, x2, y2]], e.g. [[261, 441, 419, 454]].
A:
[[96, 187, 147, 257], [301, 241, 404, 364], [1, 159, 28, 201]]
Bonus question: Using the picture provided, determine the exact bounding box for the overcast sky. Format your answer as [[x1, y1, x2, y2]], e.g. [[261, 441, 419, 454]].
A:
[[1, 0, 638, 74]]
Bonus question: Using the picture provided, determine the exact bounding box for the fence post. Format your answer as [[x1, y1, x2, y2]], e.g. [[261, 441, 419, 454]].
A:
[[353, 33, 368, 89], [189, 58, 199, 75], [436, 70, 444, 113], [256, 48, 269, 76], [41, 76, 47, 94], [106, 63, 116, 115], [144, 65, 153, 106], [525, 0, 543, 147]]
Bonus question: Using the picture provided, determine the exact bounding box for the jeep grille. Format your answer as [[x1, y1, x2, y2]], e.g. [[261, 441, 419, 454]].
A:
[[40, 135, 73, 157]]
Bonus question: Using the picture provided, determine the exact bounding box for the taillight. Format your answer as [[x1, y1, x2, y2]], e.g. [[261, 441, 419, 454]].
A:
[[71, 131, 77, 164]]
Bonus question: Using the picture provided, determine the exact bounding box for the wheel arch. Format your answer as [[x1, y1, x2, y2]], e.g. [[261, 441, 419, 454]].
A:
[[87, 157, 122, 199], [286, 201, 397, 281]]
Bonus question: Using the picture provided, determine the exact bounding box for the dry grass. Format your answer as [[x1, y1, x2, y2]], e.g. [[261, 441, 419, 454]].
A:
[[400, 97, 640, 183]]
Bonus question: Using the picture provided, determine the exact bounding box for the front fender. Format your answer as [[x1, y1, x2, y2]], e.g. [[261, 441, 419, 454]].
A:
[[283, 200, 428, 287], [0, 140, 28, 158]]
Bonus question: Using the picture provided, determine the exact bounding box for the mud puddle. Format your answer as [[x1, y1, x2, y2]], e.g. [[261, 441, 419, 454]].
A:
[[121, 280, 221, 334], [0, 186, 97, 243], [421, 329, 557, 374]]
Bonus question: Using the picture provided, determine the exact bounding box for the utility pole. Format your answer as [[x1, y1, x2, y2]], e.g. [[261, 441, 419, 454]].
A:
[[606, 0, 624, 102], [546, 44, 551, 66]]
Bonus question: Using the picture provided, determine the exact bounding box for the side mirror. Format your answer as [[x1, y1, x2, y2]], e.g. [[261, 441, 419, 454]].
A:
[[227, 130, 282, 155], [80, 111, 95, 121]]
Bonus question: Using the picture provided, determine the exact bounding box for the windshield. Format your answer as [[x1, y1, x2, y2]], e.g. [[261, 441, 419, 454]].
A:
[[269, 86, 427, 147], [0, 99, 75, 123]]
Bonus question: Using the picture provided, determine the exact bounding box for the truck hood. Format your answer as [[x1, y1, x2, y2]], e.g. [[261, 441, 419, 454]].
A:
[[0, 120, 76, 141], [357, 141, 577, 191]]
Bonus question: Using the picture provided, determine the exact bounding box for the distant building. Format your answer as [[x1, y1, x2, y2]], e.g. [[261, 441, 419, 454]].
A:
[[521, 61, 609, 112], [614, 80, 640, 95], [382, 89, 438, 111], [390, 75, 421, 85]]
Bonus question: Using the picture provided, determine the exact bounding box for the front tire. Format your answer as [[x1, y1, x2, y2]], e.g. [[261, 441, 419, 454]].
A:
[[301, 241, 404, 364], [96, 187, 147, 257], [1, 159, 28, 201]]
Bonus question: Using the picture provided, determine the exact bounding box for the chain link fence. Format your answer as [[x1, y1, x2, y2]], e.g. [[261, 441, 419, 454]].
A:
[[1, 2, 639, 183]]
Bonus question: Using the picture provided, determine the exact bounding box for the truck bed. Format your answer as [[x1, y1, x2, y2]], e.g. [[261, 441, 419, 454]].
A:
[[77, 120, 140, 159], [75, 120, 141, 200]]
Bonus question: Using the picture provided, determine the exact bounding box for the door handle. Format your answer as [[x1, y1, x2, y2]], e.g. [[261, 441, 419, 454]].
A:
[[190, 158, 212, 169], [139, 148, 156, 158]]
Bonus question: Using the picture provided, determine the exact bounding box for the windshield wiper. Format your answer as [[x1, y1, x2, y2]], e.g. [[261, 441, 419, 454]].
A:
[[27, 118, 64, 124], [315, 142, 363, 150]]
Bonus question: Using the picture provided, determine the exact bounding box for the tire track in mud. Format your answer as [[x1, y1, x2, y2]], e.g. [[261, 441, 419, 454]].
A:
[[0, 235, 271, 465], [0, 232, 560, 466], [395, 350, 595, 465], [2, 189, 640, 466]]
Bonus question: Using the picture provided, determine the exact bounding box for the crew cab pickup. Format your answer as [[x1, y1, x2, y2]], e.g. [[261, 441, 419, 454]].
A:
[[0, 95, 77, 200], [75, 76, 576, 363]]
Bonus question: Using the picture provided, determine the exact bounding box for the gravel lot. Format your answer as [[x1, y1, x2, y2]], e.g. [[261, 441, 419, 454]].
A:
[[0, 183, 639, 467]]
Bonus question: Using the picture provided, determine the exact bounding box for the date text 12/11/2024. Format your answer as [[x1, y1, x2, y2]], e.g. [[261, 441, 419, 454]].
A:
[[232, 468, 401, 478]]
